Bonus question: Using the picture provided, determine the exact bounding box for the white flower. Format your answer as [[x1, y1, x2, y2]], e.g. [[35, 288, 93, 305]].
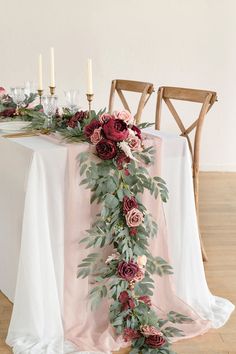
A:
[[105, 253, 120, 264], [137, 255, 147, 267], [118, 141, 138, 161]]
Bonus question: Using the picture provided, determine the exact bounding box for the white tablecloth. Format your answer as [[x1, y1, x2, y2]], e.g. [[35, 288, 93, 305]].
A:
[[0, 130, 234, 353]]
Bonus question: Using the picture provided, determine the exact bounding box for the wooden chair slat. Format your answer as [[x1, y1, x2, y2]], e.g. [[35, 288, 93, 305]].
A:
[[155, 86, 217, 262], [108, 79, 154, 123]]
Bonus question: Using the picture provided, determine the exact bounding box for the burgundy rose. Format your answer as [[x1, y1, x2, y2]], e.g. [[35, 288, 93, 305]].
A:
[[123, 196, 138, 214], [73, 110, 88, 122], [103, 118, 129, 142], [116, 152, 130, 170], [0, 108, 16, 117], [84, 119, 101, 138], [117, 260, 140, 281], [145, 335, 166, 348], [96, 138, 117, 160], [131, 125, 142, 140], [139, 295, 152, 307], [118, 291, 135, 311], [129, 228, 137, 236], [123, 328, 140, 342]]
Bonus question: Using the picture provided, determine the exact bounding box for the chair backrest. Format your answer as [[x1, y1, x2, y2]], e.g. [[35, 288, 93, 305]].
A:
[[108, 79, 154, 124], [155, 86, 217, 160], [155, 86, 217, 208]]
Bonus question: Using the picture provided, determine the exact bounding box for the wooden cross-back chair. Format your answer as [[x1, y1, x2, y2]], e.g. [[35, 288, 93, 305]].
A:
[[108, 79, 154, 124], [155, 86, 217, 261]]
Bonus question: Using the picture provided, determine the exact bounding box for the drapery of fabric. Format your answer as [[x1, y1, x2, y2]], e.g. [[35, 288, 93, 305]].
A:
[[0, 131, 233, 354]]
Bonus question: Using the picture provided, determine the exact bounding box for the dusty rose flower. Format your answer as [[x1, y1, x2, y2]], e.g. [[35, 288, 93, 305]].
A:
[[137, 255, 147, 267], [128, 136, 142, 151], [138, 295, 152, 307], [84, 119, 101, 137], [133, 267, 145, 282], [125, 208, 144, 227], [117, 260, 140, 281], [129, 228, 137, 236], [131, 125, 142, 140], [123, 196, 138, 214], [116, 152, 130, 170], [141, 325, 164, 337], [145, 335, 166, 348], [99, 113, 113, 124], [115, 110, 134, 124], [90, 127, 102, 144], [103, 118, 129, 142], [0, 87, 6, 97], [118, 291, 135, 311], [96, 138, 117, 160], [123, 328, 140, 342]]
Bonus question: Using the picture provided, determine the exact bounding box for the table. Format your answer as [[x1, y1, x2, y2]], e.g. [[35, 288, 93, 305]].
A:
[[0, 130, 234, 354]]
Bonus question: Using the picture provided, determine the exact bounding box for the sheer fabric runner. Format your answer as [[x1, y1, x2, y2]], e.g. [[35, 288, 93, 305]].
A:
[[2, 131, 233, 354]]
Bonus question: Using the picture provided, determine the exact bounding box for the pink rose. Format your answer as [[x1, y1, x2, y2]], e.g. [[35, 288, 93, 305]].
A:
[[99, 113, 113, 124], [115, 110, 134, 124], [0, 87, 6, 97], [128, 136, 142, 151], [137, 255, 147, 267], [140, 325, 163, 337], [90, 127, 102, 144], [133, 267, 145, 282], [125, 208, 144, 227]]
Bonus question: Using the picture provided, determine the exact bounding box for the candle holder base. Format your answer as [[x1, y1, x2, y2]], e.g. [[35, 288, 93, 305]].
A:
[[86, 93, 94, 118], [49, 86, 56, 96], [38, 89, 44, 104]]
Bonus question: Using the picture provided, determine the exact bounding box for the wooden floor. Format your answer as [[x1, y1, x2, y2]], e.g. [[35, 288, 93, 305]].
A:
[[0, 172, 235, 354]]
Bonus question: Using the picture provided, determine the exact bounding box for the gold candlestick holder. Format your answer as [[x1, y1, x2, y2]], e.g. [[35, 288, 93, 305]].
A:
[[49, 86, 56, 96], [38, 89, 44, 104], [86, 93, 94, 118]]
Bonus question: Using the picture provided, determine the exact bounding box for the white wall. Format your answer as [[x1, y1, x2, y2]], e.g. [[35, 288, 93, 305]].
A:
[[1, 0, 235, 171]]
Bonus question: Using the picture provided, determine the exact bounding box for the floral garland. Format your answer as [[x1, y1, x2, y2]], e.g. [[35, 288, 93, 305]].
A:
[[0, 87, 44, 122], [0, 86, 193, 352], [74, 110, 193, 354]]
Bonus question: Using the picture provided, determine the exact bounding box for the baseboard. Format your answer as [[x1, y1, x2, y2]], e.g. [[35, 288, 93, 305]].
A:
[[200, 164, 236, 172]]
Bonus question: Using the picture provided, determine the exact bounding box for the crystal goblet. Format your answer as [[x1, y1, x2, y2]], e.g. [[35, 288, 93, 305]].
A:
[[64, 90, 79, 114], [42, 95, 58, 129], [10, 87, 26, 112]]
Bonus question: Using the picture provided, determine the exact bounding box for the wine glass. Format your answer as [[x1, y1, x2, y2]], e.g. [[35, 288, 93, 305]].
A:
[[24, 81, 36, 97], [64, 90, 79, 114], [42, 95, 58, 129], [10, 87, 26, 111]]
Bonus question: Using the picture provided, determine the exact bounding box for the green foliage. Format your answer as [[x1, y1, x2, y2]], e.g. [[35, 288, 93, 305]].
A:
[[167, 311, 193, 324], [147, 256, 174, 276]]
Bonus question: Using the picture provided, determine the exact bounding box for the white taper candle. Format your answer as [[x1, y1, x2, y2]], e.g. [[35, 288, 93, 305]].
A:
[[38, 54, 43, 90], [87, 58, 93, 94], [50, 47, 55, 87]]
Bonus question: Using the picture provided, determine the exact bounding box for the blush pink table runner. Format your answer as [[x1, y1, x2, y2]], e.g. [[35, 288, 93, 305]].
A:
[[64, 134, 211, 353], [1, 131, 233, 354]]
